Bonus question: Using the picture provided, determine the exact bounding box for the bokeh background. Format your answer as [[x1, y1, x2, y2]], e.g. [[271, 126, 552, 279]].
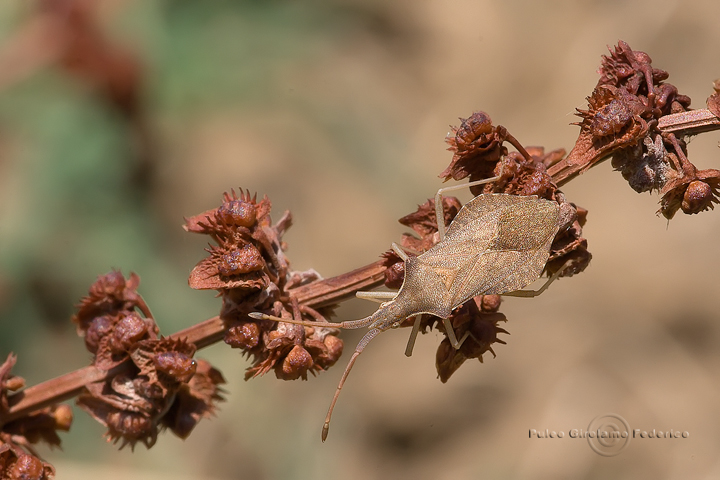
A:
[[1, 0, 719, 479]]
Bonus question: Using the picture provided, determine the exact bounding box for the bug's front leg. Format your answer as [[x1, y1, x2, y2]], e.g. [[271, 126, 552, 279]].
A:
[[404, 314, 424, 357]]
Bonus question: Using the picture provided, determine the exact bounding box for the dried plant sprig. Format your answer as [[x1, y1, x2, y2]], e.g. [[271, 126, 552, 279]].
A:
[[77, 348, 225, 449], [1, 39, 719, 474], [548, 41, 720, 219], [1, 264, 386, 425], [66, 272, 226, 450], [1, 354, 68, 480]]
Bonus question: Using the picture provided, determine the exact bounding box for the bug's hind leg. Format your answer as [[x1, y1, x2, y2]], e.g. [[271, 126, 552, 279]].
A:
[[434, 167, 505, 240], [353, 243, 409, 305], [441, 317, 471, 350], [502, 261, 571, 298]]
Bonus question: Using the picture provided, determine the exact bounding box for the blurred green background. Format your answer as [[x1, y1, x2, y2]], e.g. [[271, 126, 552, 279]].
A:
[[1, 0, 720, 479]]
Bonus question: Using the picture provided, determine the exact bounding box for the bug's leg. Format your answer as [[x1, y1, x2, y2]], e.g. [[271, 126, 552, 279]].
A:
[[391, 242, 410, 261], [404, 314, 424, 357], [435, 166, 505, 240], [391, 242, 423, 257], [322, 328, 381, 442], [356, 290, 397, 304], [248, 312, 375, 330], [441, 317, 471, 350], [502, 261, 570, 298]]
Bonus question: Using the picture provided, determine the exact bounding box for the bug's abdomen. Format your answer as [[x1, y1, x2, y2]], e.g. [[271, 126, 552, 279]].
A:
[[489, 202, 559, 251], [417, 195, 561, 310]]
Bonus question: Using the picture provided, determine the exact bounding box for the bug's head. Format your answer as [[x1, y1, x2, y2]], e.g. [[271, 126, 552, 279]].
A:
[[366, 299, 409, 331]]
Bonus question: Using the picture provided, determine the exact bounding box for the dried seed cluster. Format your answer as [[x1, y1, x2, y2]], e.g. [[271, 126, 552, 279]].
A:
[[1, 355, 67, 480], [72, 272, 225, 449], [568, 41, 720, 218], [433, 295, 508, 383], [185, 190, 343, 380]]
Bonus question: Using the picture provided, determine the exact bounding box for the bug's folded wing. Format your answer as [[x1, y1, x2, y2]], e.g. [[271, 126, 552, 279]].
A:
[[457, 248, 553, 301]]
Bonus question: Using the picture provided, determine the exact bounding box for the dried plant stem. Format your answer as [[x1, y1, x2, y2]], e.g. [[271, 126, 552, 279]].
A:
[[5, 364, 130, 423], [290, 260, 387, 307], [547, 133, 599, 187], [549, 108, 720, 186], [3, 260, 387, 423], [657, 108, 720, 135]]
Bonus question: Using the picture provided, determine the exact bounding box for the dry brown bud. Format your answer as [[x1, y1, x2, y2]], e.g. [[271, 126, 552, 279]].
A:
[[4, 377, 24, 393], [105, 410, 155, 448], [72, 271, 150, 331], [224, 322, 261, 349], [161, 360, 226, 439], [276, 345, 314, 381], [7, 453, 45, 480], [317, 335, 343, 369], [480, 294, 501, 312], [84, 315, 115, 353], [217, 197, 258, 228], [1, 444, 55, 480], [218, 244, 265, 277], [682, 180, 716, 214], [153, 352, 197, 384], [109, 313, 150, 353], [52, 405, 73, 432]]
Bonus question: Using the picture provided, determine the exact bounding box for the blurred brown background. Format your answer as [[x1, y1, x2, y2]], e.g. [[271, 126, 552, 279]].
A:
[[1, 0, 719, 479]]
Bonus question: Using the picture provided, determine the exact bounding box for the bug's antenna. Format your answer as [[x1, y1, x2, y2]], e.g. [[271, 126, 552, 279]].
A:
[[322, 328, 380, 442], [248, 312, 374, 330]]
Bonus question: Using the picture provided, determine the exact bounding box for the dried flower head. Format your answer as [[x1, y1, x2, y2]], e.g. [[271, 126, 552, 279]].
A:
[[71, 271, 162, 373], [442, 111, 506, 181], [160, 360, 226, 439], [185, 189, 344, 381], [549, 40, 718, 223], [0, 448, 55, 480], [599, 40, 662, 97], [434, 295, 508, 382], [76, 337, 223, 449], [72, 270, 152, 332]]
